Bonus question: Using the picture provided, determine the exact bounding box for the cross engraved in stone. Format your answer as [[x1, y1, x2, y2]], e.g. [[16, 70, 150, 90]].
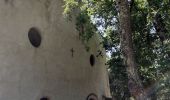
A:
[[71, 48, 74, 57]]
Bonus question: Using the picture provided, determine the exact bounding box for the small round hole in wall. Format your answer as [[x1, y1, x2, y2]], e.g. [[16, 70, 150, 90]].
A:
[[86, 93, 98, 100], [28, 27, 41, 47], [90, 54, 95, 66], [40, 97, 49, 100]]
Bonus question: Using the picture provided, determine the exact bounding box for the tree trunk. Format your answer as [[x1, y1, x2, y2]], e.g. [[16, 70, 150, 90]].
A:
[[117, 0, 146, 99]]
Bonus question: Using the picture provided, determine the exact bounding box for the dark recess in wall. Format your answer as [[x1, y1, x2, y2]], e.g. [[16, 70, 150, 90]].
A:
[[40, 97, 49, 100], [86, 93, 98, 100], [90, 54, 95, 66], [28, 27, 41, 48]]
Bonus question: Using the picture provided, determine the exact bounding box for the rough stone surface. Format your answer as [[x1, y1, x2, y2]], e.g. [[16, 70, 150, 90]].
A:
[[0, 0, 111, 100]]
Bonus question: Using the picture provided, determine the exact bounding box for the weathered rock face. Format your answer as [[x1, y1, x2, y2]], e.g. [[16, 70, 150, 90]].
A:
[[0, 0, 111, 100]]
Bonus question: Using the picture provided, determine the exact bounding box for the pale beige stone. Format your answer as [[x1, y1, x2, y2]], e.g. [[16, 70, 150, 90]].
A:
[[0, 0, 111, 100]]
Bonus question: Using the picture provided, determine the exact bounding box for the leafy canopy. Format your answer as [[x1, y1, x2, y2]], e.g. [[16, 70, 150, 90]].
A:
[[64, 0, 170, 99]]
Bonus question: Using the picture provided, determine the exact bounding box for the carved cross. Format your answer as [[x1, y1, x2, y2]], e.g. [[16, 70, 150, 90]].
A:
[[71, 48, 74, 57]]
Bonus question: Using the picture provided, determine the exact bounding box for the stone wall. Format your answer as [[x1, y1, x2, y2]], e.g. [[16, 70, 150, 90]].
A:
[[0, 0, 111, 100]]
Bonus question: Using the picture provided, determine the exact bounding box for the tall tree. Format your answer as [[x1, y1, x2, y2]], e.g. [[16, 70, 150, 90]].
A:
[[117, 0, 145, 99], [64, 0, 170, 99]]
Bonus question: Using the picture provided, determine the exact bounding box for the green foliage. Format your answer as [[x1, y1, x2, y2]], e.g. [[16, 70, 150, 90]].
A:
[[63, 0, 97, 51], [64, 0, 170, 99], [63, 0, 79, 16], [108, 50, 130, 99], [76, 11, 97, 42]]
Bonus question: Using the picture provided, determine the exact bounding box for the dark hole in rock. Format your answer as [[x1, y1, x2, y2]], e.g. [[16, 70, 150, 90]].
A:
[[28, 27, 41, 47], [90, 54, 95, 66], [86, 93, 98, 100], [40, 97, 49, 100]]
